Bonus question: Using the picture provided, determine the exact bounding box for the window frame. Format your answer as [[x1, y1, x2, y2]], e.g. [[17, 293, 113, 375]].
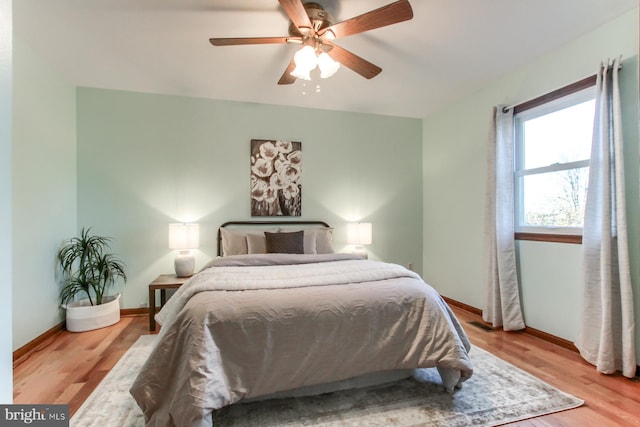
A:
[[511, 75, 596, 244]]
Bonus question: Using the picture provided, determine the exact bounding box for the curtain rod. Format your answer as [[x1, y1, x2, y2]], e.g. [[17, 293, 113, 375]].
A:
[[502, 63, 623, 114]]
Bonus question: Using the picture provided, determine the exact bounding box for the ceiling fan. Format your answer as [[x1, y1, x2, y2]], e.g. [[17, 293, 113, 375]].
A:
[[209, 0, 413, 85]]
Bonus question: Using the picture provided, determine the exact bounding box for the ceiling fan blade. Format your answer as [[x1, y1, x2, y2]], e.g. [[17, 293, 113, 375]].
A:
[[324, 42, 382, 79], [277, 59, 297, 85], [320, 0, 413, 39], [278, 0, 314, 34], [209, 37, 289, 46]]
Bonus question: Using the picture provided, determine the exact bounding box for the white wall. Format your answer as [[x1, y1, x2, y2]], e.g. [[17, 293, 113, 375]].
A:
[[0, 0, 12, 403], [11, 37, 77, 349], [422, 9, 639, 355]]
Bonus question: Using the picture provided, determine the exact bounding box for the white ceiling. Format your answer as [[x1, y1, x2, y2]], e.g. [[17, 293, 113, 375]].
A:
[[13, 0, 638, 118]]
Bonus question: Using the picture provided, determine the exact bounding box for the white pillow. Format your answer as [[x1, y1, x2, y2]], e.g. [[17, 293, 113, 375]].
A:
[[311, 228, 334, 254], [303, 231, 317, 254], [220, 228, 277, 256], [221, 226, 332, 256], [246, 233, 267, 254], [283, 228, 333, 254]]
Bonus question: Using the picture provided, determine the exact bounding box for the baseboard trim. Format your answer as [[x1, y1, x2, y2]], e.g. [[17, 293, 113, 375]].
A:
[[523, 324, 579, 352], [442, 296, 483, 316], [442, 296, 578, 353], [13, 322, 64, 366], [121, 307, 148, 316]]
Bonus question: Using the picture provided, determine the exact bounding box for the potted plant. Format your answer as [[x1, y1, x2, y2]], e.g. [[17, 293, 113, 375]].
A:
[[57, 227, 127, 332]]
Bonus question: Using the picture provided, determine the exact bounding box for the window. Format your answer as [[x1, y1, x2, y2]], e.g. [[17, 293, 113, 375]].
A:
[[514, 80, 596, 240]]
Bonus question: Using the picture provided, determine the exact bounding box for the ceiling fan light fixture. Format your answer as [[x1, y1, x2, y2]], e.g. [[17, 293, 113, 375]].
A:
[[290, 45, 317, 80], [290, 64, 312, 81], [293, 45, 317, 70], [209, 0, 414, 85], [317, 52, 340, 78]]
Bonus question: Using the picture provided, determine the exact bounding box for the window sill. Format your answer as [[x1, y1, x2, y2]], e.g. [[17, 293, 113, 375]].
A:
[[515, 232, 582, 244]]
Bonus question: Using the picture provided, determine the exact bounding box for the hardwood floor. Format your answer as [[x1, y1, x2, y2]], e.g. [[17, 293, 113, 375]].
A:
[[13, 309, 640, 425], [452, 308, 640, 427], [13, 315, 148, 415]]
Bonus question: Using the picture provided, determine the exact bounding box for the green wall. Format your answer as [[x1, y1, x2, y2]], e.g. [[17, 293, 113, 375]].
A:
[[11, 37, 77, 349], [76, 89, 423, 310], [10, 38, 422, 350], [422, 9, 639, 359], [9, 5, 638, 376], [1, 0, 13, 403]]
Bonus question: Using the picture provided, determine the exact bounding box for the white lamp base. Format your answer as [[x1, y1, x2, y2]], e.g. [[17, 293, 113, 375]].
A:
[[351, 245, 368, 259], [174, 251, 195, 277]]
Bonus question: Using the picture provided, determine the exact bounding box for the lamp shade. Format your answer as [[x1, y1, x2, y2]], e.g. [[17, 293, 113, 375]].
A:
[[290, 64, 313, 81], [290, 45, 317, 81], [317, 52, 340, 78], [169, 223, 199, 277], [168, 223, 200, 250], [293, 45, 317, 69], [347, 222, 372, 245]]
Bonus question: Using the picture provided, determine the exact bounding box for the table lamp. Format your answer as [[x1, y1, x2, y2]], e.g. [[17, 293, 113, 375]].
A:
[[347, 222, 372, 259], [168, 223, 200, 277]]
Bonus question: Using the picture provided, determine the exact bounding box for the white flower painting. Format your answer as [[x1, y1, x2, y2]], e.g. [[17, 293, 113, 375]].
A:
[[250, 139, 302, 216]]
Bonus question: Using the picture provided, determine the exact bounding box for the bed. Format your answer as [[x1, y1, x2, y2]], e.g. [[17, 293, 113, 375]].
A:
[[130, 221, 474, 427]]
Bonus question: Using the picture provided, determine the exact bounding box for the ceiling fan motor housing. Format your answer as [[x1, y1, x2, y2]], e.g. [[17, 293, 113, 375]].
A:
[[288, 2, 335, 37]]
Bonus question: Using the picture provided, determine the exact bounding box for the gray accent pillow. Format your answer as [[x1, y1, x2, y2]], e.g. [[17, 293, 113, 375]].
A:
[[265, 231, 304, 254]]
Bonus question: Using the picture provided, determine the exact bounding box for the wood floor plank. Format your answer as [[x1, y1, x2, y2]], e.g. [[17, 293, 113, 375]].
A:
[[12, 309, 640, 424]]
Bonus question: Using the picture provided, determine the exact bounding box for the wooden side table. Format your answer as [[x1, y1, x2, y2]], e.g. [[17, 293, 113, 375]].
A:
[[149, 274, 190, 331]]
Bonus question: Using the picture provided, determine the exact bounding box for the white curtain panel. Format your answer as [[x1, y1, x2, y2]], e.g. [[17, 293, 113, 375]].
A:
[[483, 106, 525, 331], [576, 57, 636, 378]]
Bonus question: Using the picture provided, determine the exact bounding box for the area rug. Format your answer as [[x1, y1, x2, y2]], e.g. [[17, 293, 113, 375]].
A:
[[71, 335, 583, 427]]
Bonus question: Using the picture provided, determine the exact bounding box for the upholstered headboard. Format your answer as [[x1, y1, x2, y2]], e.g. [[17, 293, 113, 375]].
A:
[[217, 220, 331, 257]]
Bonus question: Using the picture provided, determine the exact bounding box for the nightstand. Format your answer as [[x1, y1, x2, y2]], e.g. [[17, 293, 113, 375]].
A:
[[148, 274, 190, 331]]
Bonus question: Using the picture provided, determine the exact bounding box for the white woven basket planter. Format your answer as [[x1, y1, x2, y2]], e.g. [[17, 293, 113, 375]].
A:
[[64, 293, 121, 332]]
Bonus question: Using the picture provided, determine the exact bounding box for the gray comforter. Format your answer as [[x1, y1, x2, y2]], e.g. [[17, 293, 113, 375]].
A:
[[130, 254, 473, 427]]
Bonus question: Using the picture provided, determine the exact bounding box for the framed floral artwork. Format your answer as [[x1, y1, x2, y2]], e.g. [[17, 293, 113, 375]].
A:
[[250, 139, 302, 216]]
